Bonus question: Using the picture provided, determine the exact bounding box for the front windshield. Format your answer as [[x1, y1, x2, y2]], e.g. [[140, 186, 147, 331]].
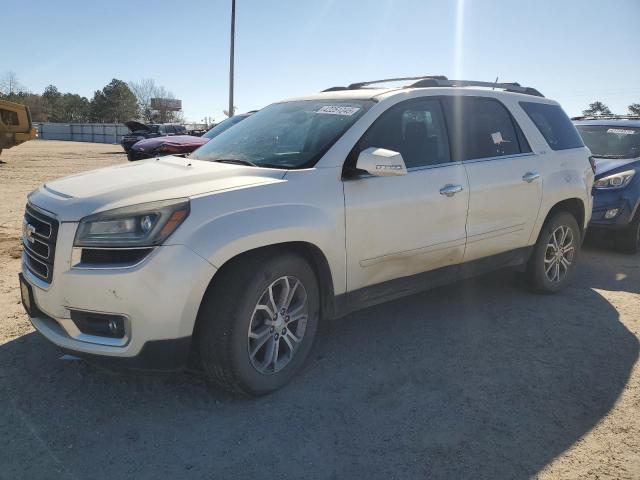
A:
[[202, 115, 248, 139], [190, 100, 374, 168], [576, 124, 640, 159]]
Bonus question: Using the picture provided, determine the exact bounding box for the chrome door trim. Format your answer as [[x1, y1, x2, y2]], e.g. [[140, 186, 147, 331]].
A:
[[462, 152, 537, 165], [352, 160, 465, 179]]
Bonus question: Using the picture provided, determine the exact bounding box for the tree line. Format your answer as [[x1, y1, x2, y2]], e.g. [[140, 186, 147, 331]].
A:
[[582, 101, 639, 117], [0, 71, 183, 124]]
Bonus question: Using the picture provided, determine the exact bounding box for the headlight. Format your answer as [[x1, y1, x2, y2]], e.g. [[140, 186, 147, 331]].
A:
[[74, 199, 189, 247], [136, 136, 145, 141], [594, 170, 636, 190]]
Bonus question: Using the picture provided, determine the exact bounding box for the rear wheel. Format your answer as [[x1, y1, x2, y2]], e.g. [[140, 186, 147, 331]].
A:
[[197, 251, 319, 395], [615, 217, 640, 254], [527, 212, 581, 293]]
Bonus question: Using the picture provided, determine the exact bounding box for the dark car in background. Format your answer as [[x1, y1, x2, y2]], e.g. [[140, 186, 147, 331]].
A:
[[574, 116, 640, 253], [120, 122, 187, 153], [127, 112, 255, 161]]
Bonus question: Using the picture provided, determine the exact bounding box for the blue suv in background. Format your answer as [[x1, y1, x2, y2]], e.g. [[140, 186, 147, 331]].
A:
[[573, 116, 640, 253]]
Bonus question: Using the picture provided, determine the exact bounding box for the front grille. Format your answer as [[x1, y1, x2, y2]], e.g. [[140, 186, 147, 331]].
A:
[[23, 204, 59, 283]]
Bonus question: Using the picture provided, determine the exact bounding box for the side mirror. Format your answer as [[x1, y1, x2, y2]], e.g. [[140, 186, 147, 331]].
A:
[[355, 147, 407, 177]]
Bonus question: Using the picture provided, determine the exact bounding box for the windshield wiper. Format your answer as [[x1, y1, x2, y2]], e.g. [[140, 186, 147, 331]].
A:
[[211, 158, 259, 167]]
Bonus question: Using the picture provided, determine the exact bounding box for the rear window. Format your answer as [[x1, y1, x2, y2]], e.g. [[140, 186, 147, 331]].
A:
[[442, 96, 528, 161], [0, 109, 20, 126], [520, 102, 583, 151]]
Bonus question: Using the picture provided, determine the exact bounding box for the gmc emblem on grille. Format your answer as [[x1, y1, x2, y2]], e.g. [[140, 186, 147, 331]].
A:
[[22, 221, 36, 244]]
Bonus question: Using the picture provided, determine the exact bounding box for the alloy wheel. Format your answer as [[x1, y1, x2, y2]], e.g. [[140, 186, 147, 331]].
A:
[[544, 225, 575, 283], [247, 276, 309, 374]]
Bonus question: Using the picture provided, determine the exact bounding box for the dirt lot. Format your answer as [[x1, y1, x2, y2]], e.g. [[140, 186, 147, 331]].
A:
[[0, 140, 638, 479]]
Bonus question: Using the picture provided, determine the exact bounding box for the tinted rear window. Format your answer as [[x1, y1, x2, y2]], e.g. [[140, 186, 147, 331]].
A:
[[442, 96, 526, 161], [520, 102, 583, 151], [0, 109, 20, 126]]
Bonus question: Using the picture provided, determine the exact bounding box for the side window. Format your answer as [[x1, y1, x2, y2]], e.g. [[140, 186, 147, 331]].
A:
[[443, 97, 522, 160], [358, 99, 451, 168], [0, 109, 19, 126], [520, 101, 584, 151], [164, 125, 175, 134]]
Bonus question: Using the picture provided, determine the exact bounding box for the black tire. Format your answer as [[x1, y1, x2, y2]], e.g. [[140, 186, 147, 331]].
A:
[[197, 251, 319, 396], [615, 216, 640, 254], [527, 211, 581, 294]]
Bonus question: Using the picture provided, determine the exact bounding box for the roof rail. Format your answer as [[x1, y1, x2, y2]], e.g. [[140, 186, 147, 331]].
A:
[[321, 76, 544, 97], [571, 115, 640, 121], [348, 76, 448, 90], [408, 78, 544, 97], [321, 76, 448, 92]]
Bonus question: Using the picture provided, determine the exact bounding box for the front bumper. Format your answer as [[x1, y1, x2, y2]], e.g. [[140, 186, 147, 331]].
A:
[[589, 188, 639, 230], [21, 219, 216, 370]]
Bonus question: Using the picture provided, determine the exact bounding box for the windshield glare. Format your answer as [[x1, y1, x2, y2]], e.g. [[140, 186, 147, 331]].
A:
[[190, 100, 374, 168], [576, 125, 640, 158]]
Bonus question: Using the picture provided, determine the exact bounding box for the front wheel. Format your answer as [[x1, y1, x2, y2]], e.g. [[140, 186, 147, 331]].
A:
[[527, 212, 581, 293], [197, 252, 319, 395]]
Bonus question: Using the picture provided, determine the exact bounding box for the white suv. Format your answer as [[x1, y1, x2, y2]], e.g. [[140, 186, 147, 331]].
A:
[[20, 77, 594, 395]]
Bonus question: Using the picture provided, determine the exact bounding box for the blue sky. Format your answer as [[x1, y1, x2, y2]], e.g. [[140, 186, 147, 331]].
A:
[[3, 0, 639, 122]]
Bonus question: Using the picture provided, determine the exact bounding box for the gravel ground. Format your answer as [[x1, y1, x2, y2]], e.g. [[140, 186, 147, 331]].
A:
[[0, 141, 638, 480]]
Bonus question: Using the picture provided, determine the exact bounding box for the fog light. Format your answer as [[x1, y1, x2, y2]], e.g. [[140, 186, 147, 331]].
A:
[[604, 208, 619, 219], [70, 310, 126, 339]]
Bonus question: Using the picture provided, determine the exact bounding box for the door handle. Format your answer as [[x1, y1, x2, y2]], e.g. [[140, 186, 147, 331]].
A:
[[439, 184, 464, 197], [522, 171, 540, 183]]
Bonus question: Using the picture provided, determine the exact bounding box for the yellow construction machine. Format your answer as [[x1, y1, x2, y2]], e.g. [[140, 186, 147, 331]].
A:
[[0, 99, 37, 157]]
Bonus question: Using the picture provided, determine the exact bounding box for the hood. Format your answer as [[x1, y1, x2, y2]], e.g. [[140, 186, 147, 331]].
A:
[[132, 135, 209, 151], [594, 156, 640, 177], [124, 121, 151, 132], [28, 156, 287, 221]]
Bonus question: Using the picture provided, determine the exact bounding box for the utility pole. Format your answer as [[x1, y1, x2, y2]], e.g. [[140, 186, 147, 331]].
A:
[[228, 0, 236, 117]]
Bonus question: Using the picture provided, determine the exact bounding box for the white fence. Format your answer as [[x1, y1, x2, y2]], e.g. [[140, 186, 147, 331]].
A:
[[33, 123, 130, 144]]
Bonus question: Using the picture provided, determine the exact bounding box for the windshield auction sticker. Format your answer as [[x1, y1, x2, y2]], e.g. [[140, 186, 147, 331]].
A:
[[607, 128, 636, 135], [316, 106, 360, 116]]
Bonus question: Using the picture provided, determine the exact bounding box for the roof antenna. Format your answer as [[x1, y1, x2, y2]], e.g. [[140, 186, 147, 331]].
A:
[[492, 76, 499, 90]]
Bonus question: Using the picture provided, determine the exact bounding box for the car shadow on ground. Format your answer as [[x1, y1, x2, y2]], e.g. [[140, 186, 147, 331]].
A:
[[1, 249, 638, 480]]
